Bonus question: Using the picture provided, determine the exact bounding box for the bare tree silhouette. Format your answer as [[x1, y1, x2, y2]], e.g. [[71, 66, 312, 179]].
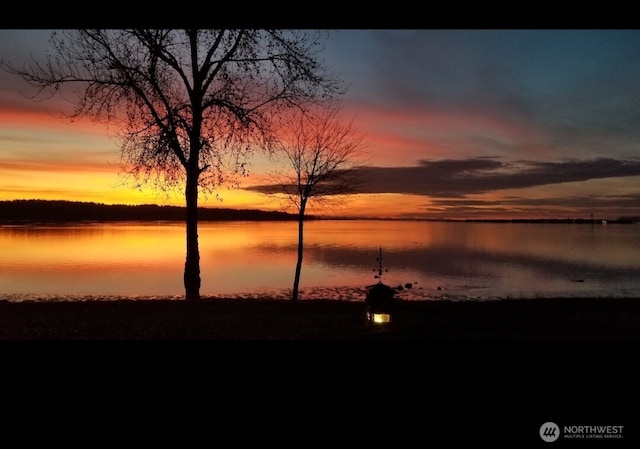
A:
[[253, 104, 368, 300], [1, 30, 342, 300]]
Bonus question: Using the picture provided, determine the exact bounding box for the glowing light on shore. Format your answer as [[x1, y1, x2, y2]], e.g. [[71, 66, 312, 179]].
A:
[[372, 313, 392, 324]]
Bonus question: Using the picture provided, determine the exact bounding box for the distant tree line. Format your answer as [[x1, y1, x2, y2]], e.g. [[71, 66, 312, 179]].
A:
[[463, 217, 638, 224], [0, 200, 303, 223]]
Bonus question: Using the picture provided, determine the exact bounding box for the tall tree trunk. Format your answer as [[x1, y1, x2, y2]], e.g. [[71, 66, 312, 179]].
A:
[[184, 168, 201, 301], [292, 203, 306, 300]]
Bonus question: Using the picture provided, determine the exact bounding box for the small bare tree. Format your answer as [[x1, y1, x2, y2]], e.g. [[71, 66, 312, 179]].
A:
[[1, 29, 342, 301], [251, 104, 368, 300]]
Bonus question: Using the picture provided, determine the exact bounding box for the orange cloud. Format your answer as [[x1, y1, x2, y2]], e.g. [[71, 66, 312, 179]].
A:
[[341, 99, 547, 165], [0, 103, 110, 135]]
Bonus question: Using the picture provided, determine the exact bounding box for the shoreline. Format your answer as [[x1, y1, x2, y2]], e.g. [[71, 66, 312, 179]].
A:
[[1, 296, 639, 341], [2, 283, 635, 303]]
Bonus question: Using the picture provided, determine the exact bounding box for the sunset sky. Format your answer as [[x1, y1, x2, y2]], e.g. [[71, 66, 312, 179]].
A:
[[1, 29, 639, 220]]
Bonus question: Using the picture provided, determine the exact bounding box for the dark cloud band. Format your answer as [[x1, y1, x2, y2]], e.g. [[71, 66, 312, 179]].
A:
[[246, 157, 640, 198]]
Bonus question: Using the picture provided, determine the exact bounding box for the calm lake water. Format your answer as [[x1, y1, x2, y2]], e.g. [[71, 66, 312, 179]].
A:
[[1, 220, 639, 302]]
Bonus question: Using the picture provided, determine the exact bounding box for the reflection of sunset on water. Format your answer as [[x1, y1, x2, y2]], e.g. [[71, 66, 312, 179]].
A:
[[2, 220, 639, 300], [0, 224, 184, 267]]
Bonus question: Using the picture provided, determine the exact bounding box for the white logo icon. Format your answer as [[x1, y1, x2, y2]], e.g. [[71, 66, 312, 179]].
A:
[[540, 422, 560, 442]]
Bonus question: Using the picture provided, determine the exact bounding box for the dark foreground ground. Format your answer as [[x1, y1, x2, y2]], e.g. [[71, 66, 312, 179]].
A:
[[3, 296, 638, 446], [1, 296, 639, 341]]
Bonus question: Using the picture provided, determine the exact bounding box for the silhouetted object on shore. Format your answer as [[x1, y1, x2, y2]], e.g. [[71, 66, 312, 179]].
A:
[[365, 247, 396, 324], [365, 282, 396, 324]]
